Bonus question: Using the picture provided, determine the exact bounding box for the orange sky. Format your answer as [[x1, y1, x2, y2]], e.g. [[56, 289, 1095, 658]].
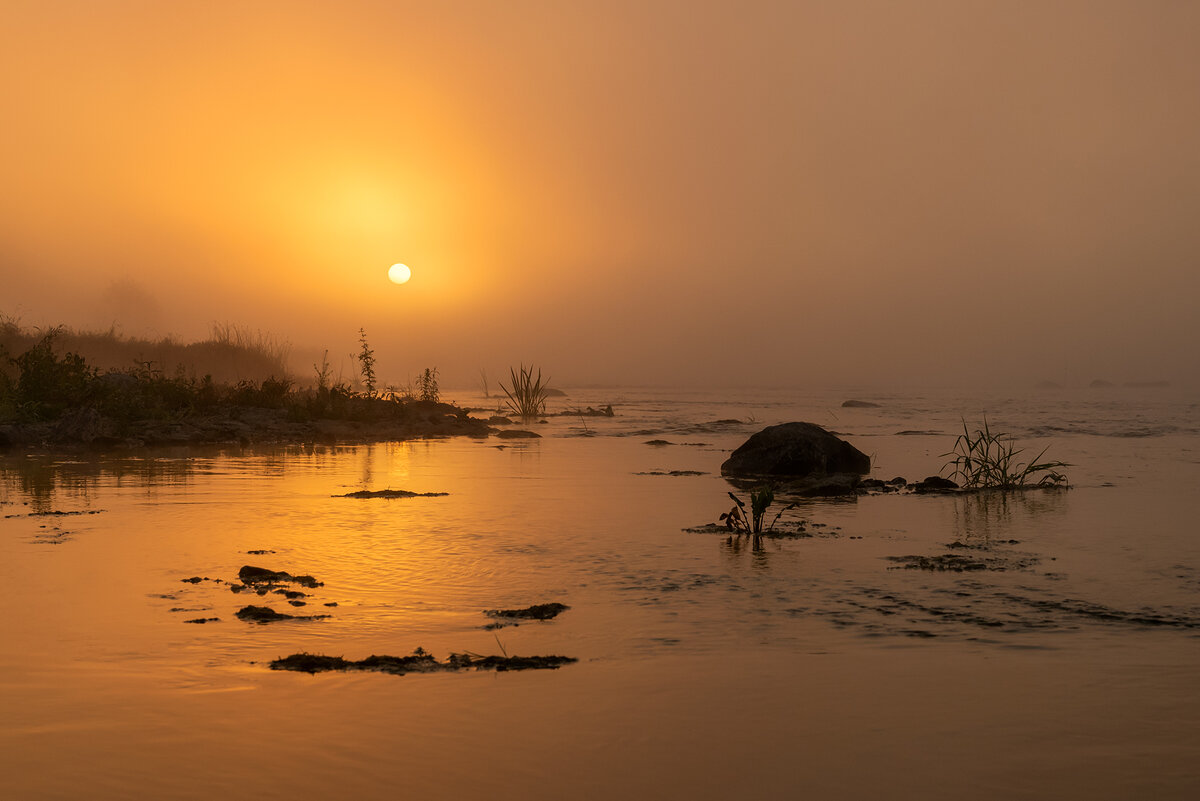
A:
[[3, 1, 1198, 388]]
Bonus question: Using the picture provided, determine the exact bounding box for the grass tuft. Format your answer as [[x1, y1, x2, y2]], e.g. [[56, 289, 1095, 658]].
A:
[[498, 364, 551, 420], [941, 417, 1069, 489]]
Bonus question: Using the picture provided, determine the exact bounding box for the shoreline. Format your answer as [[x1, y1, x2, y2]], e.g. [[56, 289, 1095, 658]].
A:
[[0, 400, 495, 453]]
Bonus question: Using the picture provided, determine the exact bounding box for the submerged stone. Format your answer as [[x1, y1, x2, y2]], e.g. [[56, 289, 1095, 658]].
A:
[[238, 565, 323, 588], [235, 604, 330, 623], [912, 476, 959, 493], [335, 489, 449, 499], [484, 602, 570, 621], [495, 429, 540, 439]]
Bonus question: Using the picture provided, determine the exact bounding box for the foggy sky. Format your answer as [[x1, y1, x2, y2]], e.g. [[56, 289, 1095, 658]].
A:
[[3, 0, 1198, 390]]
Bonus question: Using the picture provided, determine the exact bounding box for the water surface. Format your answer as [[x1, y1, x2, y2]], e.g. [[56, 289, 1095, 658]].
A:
[[2, 387, 1198, 799]]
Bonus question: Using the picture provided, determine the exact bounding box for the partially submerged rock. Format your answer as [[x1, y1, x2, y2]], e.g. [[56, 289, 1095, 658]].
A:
[[496, 429, 541, 439], [335, 489, 449, 499], [796, 473, 862, 496], [238, 565, 323, 588], [721, 422, 870, 478], [485, 603, 569, 621], [269, 649, 577, 675], [841, 400, 880, 408], [235, 604, 330, 623], [912, 476, 959, 493]]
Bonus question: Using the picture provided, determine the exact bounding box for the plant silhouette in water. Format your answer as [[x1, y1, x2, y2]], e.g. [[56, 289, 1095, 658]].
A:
[[942, 417, 1069, 489], [721, 485, 796, 534], [499, 364, 550, 420]]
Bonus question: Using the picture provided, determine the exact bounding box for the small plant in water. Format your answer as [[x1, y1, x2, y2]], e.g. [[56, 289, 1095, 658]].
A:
[[721, 485, 796, 534], [499, 364, 550, 420], [942, 417, 1069, 489]]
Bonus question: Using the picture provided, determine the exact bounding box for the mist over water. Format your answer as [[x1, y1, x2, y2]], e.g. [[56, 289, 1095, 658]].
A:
[[4, 2, 1200, 389], [4, 1, 1200, 796]]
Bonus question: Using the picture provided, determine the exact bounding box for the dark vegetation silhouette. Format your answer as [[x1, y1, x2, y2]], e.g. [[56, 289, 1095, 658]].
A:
[[0, 319, 460, 444], [941, 418, 1069, 488]]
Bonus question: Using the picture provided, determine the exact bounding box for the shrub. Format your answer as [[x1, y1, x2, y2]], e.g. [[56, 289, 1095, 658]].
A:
[[10, 330, 94, 420], [419, 368, 440, 403]]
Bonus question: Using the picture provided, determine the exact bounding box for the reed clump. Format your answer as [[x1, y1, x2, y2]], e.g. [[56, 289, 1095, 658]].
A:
[[942, 417, 1069, 489], [499, 364, 551, 420]]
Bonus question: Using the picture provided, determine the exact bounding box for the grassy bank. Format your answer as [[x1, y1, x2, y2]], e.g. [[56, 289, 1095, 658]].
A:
[[0, 321, 484, 450]]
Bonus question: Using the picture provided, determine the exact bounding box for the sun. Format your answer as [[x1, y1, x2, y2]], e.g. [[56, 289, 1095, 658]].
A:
[[388, 263, 412, 284]]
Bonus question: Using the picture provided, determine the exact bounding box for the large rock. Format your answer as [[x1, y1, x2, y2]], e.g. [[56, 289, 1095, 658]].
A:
[[721, 422, 870, 478]]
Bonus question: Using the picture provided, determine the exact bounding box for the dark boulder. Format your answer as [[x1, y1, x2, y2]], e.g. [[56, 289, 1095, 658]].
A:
[[841, 400, 880, 408], [721, 422, 871, 478]]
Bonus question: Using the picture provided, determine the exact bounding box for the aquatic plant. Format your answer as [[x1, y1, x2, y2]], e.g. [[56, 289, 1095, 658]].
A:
[[721, 485, 796, 534], [941, 417, 1069, 489], [499, 364, 551, 420], [357, 328, 377, 399]]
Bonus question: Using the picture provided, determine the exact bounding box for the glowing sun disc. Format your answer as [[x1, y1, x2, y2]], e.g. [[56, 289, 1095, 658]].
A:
[[388, 263, 412, 284]]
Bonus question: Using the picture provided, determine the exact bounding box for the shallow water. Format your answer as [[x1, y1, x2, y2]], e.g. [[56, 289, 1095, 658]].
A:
[[2, 386, 1199, 799]]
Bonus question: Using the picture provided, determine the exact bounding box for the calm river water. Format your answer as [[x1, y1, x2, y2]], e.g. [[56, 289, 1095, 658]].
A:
[[2, 386, 1199, 799]]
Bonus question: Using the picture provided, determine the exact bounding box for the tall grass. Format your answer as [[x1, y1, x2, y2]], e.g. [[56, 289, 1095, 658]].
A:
[[499, 364, 551, 420], [942, 417, 1069, 489]]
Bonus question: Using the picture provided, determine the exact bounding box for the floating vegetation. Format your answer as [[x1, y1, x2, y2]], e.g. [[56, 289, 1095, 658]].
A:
[[942, 417, 1069, 489], [885, 552, 1041, 572], [3, 509, 104, 518], [269, 649, 577, 675]]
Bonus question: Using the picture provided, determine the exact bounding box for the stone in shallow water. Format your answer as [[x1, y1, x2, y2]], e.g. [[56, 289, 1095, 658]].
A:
[[235, 605, 330, 623], [721, 422, 870, 478]]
